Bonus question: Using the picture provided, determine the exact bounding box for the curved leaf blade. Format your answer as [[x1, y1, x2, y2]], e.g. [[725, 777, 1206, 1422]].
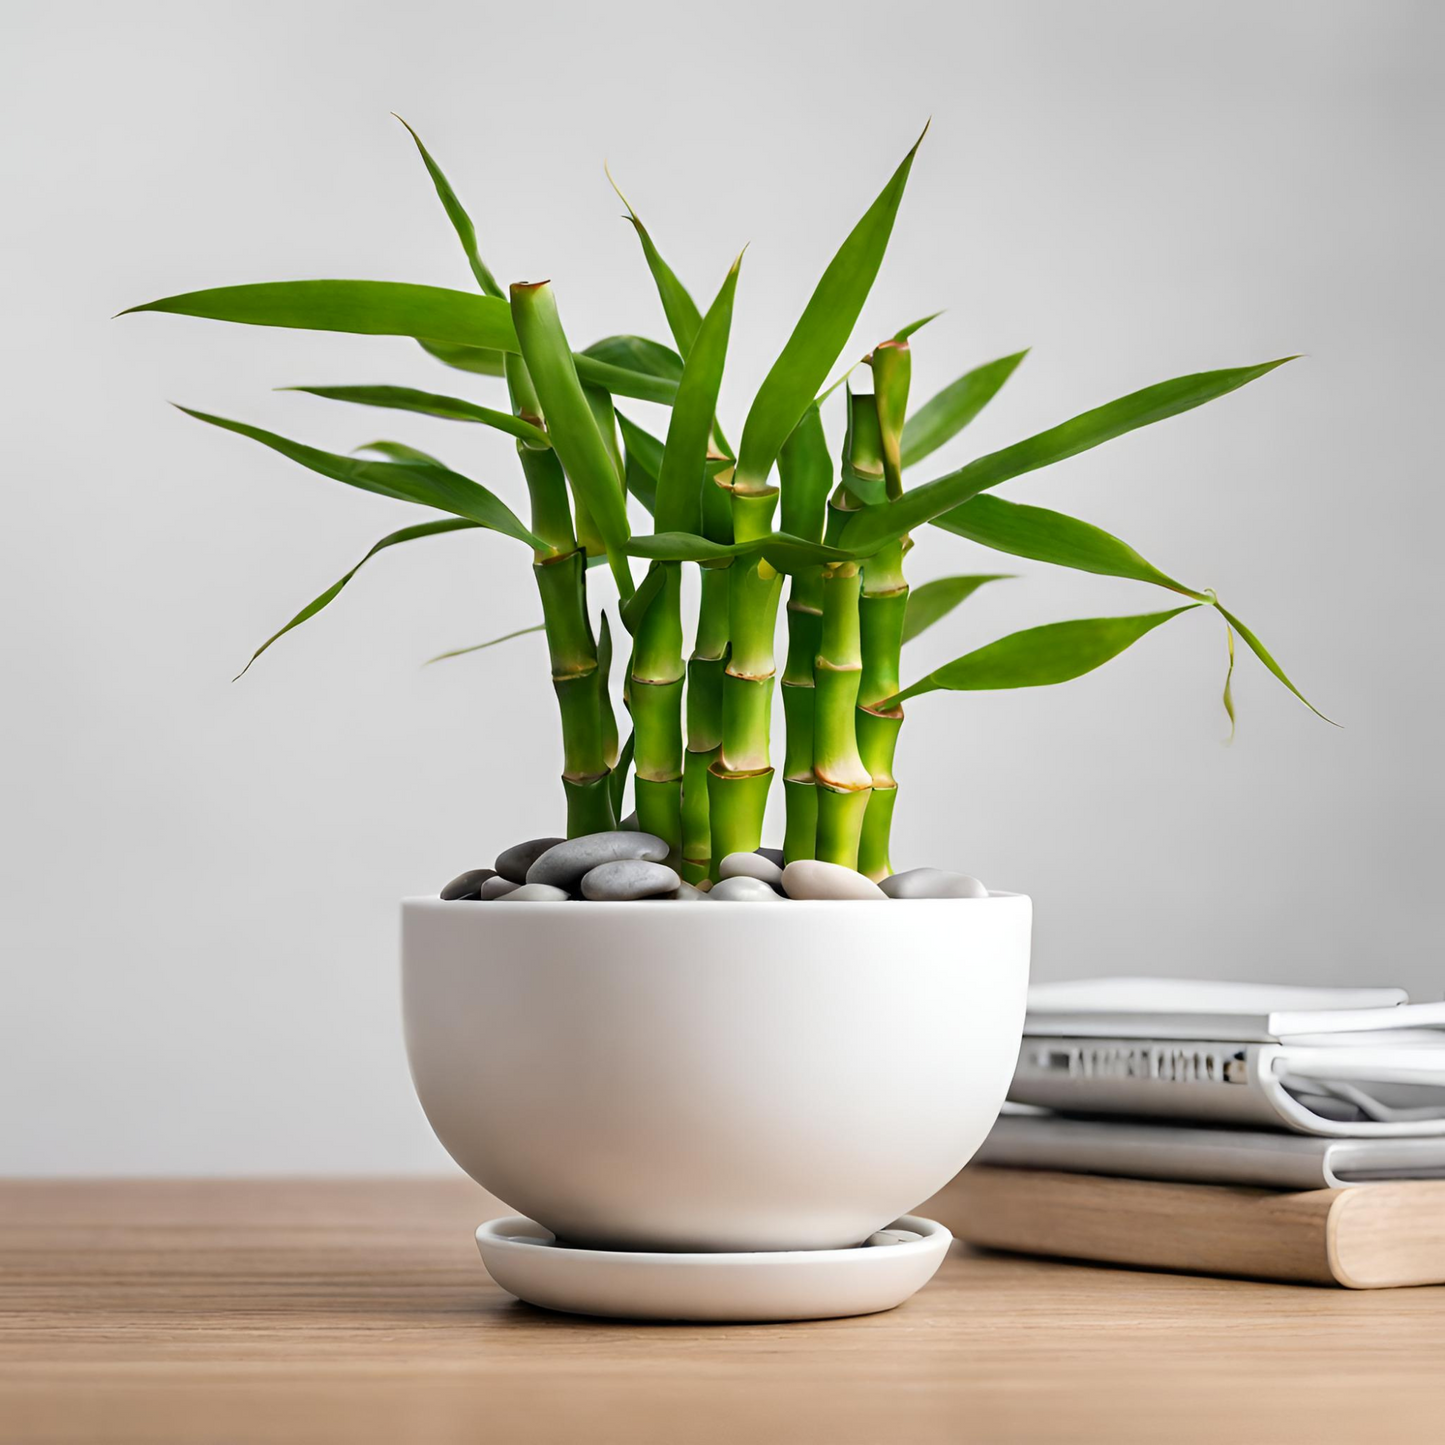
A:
[[734, 126, 927, 491], [626, 529, 853, 574], [901, 574, 1014, 644], [606, 167, 704, 357], [895, 311, 944, 343], [283, 384, 548, 446], [655, 253, 742, 535], [355, 439, 447, 467], [394, 115, 503, 298], [846, 357, 1297, 551], [177, 408, 542, 547], [239, 518, 479, 678], [417, 338, 506, 375], [894, 605, 1200, 703], [573, 352, 679, 405], [902, 349, 1029, 469], [424, 623, 546, 664], [582, 334, 684, 382], [777, 404, 832, 542], [1215, 604, 1335, 724], [123, 280, 518, 352]]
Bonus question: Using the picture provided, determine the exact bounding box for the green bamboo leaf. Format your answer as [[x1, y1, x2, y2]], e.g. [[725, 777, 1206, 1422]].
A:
[[846, 357, 1297, 551], [655, 253, 742, 535], [510, 282, 634, 596], [618, 413, 660, 516], [572, 352, 679, 406], [626, 530, 853, 573], [393, 115, 503, 298], [901, 574, 1014, 644], [734, 125, 927, 491], [932, 494, 1204, 596], [1215, 604, 1335, 724], [777, 405, 832, 541], [355, 440, 447, 467], [609, 730, 635, 818], [238, 518, 479, 678], [1221, 622, 1237, 742], [417, 338, 506, 375], [582, 335, 684, 382], [123, 280, 518, 351], [606, 166, 704, 357], [902, 349, 1029, 469], [619, 560, 670, 634], [283, 385, 549, 446], [895, 311, 943, 342], [177, 408, 542, 547], [893, 605, 1200, 703], [424, 623, 546, 664]]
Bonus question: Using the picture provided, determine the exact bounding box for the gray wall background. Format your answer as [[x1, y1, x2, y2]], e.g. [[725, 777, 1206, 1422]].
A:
[[3, 0, 1439, 1173]]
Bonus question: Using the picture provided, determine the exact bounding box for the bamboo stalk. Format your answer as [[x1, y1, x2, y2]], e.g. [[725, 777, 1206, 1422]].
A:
[[813, 562, 873, 868], [630, 563, 685, 855], [680, 470, 733, 882], [708, 486, 780, 866], [855, 341, 913, 877]]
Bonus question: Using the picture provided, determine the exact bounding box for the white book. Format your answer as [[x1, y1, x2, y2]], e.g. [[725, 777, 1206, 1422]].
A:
[[976, 1112, 1445, 1190]]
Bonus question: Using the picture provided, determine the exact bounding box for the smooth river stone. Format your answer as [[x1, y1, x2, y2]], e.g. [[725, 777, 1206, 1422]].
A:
[[439, 868, 496, 900], [479, 876, 520, 900], [494, 837, 565, 885], [718, 851, 783, 886], [780, 860, 887, 901], [880, 868, 989, 900], [707, 875, 785, 902], [493, 883, 571, 902], [665, 881, 708, 901], [581, 859, 681, 901], [526, 831, 670, 890]]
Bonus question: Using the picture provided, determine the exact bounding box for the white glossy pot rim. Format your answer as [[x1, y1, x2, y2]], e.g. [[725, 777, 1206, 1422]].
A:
[[404, 890, 1027, 910]]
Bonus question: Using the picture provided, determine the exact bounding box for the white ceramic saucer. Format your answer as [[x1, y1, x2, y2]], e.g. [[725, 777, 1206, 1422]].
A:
[[475, 1213, 952, 1322]]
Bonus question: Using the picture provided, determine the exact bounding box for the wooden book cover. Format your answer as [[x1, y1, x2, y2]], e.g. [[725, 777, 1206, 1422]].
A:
[[925, 1167, 1445, 1288]]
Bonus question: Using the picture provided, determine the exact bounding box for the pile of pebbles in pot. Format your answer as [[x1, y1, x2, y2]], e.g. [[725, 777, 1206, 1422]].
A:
[[439, 832, 989, 903]]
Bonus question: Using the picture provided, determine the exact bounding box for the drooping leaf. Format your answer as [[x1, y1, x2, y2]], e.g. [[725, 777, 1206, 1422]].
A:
[[845, 357, 1297, 551], [283, 384, 549, 446], [393, 115, 503, 297], [1215, 604, 1335, 724], [734, 125, 927, 491], [606, 166, 705, 357], [655, 253, 742, 535], [417, 338, 506, 375], [609, 730, 635, 818], [425, 623, 546, 664], [177, 408, 542, 547], [582, 334, 684, 382], [901, 574, 1014, 644], [572, 352, 679, 405], [238, 518, 479, 678], [1221, 622, 1237, 742], [123, 280, 518, 351], [933, 494, 1203, 596], [510, 282, 634, 596], [901, 349, 1029, 470], [892, 605, 1200, 703]]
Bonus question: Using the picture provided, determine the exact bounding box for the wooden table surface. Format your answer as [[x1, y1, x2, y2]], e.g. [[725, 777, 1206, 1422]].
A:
[[3, 1179, 1442, 1444]]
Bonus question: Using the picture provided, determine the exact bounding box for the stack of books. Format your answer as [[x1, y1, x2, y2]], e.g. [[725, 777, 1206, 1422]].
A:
[[936, 979, 1445, 1287]]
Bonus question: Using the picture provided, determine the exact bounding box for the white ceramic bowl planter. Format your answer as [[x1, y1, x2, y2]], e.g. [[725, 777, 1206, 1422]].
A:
[[403, 893, 1031, 1255]]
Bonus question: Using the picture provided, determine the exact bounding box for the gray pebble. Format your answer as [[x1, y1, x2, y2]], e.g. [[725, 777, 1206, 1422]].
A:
[[719, 852, 783, 886], [440, 868, 496, 900], [780, 860, 887, 900], [581, 859, 681, 901], [527, 830, 669, 889], [755, 847, 785, 868], [867, 1228, 923, 1247], [493, 883, 571, 902], [708, 875, 785, 902], [479, 876, 521, 900], [880, 868, 989, 900], [494, 837, 565, 885], [664, 881, 708, 901]]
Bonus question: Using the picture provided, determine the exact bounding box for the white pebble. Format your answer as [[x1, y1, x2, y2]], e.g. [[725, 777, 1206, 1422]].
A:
[[867, 1229, 923, 1247], [880, 868, 989, 900], [480, 876, 521, 900], [707, 875, 784, 902], [718, 851, 784, 886], [780, 860, 887, 900], [493, 883, 570, 902]]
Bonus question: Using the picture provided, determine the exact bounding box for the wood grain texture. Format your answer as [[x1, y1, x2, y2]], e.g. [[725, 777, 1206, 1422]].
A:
[[2, 1178, 1443, 1445]]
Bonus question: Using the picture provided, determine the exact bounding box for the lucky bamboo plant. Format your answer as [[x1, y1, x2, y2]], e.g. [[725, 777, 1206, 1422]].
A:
[[124, 121, 1325, 883]]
